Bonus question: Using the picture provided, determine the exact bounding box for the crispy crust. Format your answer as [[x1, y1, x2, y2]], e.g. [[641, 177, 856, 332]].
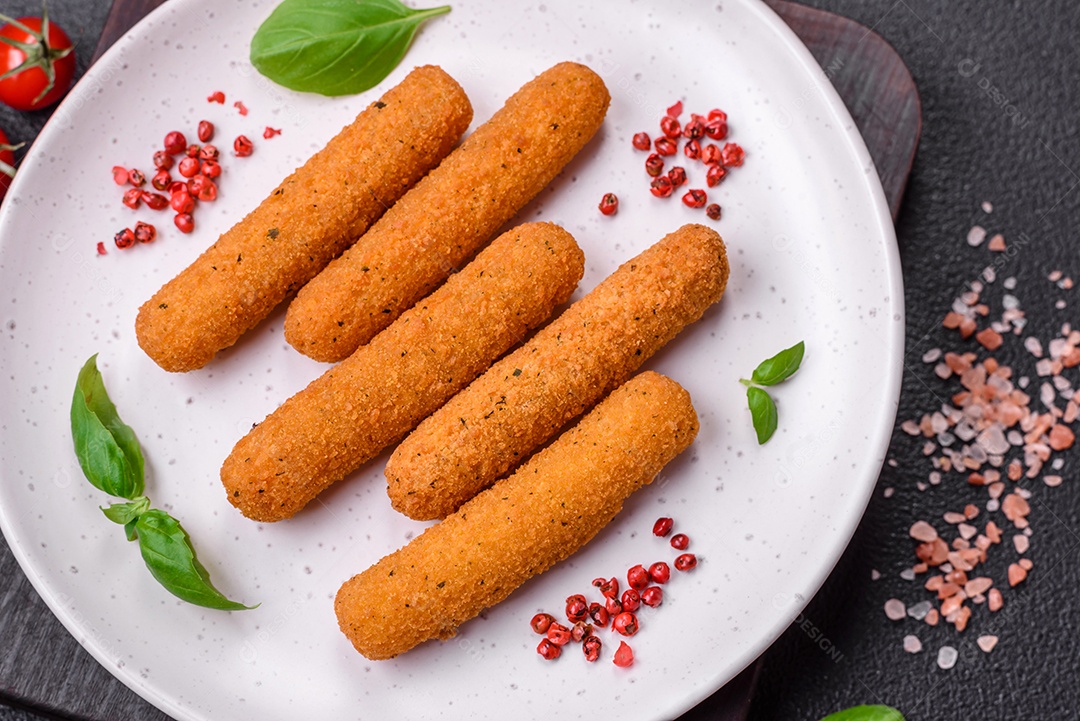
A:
[[336, 371, 698, 660], [220, 222, 584, 522], [386, 223, 729, 520], [284, 61, 611, 362], [135, 66, 473, 372]]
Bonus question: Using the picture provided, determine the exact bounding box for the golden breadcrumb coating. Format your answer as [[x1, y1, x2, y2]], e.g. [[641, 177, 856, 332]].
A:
[[284, 61, 610, 362], [135, 65, 472, 372], [386, 223, 728, 520], [220, 222, 584, 522], [336, 371, 698, 660]]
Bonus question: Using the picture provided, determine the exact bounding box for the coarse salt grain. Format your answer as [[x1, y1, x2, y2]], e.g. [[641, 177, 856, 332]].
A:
[[907, 600, 932, 620], [903, 635, 923, 653], [895, 226, 1080, 660], [910, 521, 938, 542], [981, 201, 993, 213], [937, 645, 959, 669], [977, 635, 999, 653], [871, 569, 881, 580], [884, 599, 906, 621]]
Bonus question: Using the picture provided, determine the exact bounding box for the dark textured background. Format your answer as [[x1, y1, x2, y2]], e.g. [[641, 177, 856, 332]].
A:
[[2, 1, 1079, 720]]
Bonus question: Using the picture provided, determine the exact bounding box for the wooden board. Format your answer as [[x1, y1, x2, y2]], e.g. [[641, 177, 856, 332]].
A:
[[0, 2, 919, 719]]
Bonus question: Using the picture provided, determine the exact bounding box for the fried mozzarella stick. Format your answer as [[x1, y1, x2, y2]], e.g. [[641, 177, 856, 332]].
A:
[[135, 66, 472, 372], [284, 61, 610, 363], [337, 371, 698, 660], [386, 223, 728, 520], [220, 223, 584, 522]]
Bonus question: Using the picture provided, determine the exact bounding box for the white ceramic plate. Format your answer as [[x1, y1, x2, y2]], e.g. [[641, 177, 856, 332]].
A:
[[0, 0, 903, 718]]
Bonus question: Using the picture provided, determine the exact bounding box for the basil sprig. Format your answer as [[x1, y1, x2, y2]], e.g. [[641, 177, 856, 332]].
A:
[[250, 0, 451, 97], [819, 706, 905, 721], [71, 355, 144, 499], [740, 341, 805, 444], [71, 356, 255, 611]]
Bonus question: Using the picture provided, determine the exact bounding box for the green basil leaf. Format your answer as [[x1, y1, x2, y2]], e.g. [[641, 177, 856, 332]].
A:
[[750, 340, 805, 386], [250, 0, 451, 96], [819, 705, 905, 721], [135, 509, 256, 611], [123, 518, 139, 542], [747, 386, 778, 445], [101, 496, 151, 526], [70, 355, 145, 499]]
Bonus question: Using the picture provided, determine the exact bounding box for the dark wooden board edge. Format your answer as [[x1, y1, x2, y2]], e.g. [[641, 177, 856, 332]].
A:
[[3, 2, 921, 720], [90, 0, 167, 64], [768, 0, 922, 220]]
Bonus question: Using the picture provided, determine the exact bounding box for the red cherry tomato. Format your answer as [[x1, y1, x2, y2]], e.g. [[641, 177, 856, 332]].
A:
[[0, 11, 76, 111], [0, 127, 22, 203]]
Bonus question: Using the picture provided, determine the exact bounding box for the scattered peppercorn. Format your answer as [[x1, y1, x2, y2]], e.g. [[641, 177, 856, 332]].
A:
[[645, 153, 664, 177], [234, 135, 254, 157], [682, 189, 707, 209], [650, 176, 673, 198], [613, 641, 634, 667], [628, 102, 744, 219], [531, 612, 555, 634], [529, 516, 701, 665], [114, 227, 135, 249], [134, 221, 156, 244], [654, 137, 677, 156], [598, 192, 618, 216], [627, 564, 649, 590]]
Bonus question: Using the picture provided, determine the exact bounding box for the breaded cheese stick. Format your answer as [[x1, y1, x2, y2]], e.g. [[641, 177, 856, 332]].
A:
[[336, 371, 698, 660], [284, 61, 610, 363], [220, 222, 584, 522], [386, 223, 728, 520], [135, 66, 472, 372]]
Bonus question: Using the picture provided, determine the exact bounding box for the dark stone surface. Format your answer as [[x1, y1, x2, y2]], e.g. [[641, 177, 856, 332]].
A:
[[746, 1, 1080, 720], [2, 1, 1078, 720]]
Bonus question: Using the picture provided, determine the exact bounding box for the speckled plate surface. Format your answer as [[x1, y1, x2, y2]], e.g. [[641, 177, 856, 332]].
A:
[[0, 0, 902, 719]]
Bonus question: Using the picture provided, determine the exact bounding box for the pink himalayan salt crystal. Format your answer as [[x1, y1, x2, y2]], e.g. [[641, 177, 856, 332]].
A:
[[967, 225, 988, 247], [910, 521, 938, 542], [903, 635, 923, 653], [884, 598, 906, 621], [977, 635, 999, 653]]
